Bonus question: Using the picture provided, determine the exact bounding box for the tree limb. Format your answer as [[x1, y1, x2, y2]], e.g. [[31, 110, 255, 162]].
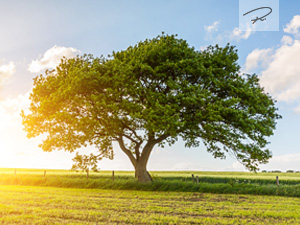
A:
[[116, 136, 136, 167], [155, 133, 170, 143], [140, 133, 170, 165], [135, 143, 141, 160], [121, 121, 143, 143], [119, 133, 140, 144]]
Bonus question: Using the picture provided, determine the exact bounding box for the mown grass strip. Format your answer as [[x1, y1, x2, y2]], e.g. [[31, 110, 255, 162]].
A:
[[0, 185, 300, 224]]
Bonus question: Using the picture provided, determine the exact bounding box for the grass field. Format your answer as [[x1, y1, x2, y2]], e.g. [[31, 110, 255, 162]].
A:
[[1, 168, 300, 197], [1, 185, 300, 224], [2, 168, 300, 180], [1, 168, 300, 224]]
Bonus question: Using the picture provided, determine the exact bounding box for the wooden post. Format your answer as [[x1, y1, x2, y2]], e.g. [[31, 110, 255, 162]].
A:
[[192, 174, 194, 183], [276, 176, 279, 187], [44, 170, 46, 177], [112, 170, 115, 181], [196, 176, 199, 185], [14, 169, 16, 176], [86, 168, 89, 179]]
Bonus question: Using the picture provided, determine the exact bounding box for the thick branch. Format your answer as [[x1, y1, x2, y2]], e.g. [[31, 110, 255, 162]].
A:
[[135, 143, 141, 160], [121, 121, 143, 143], [155, 134, 170, 143], [118, 132, 142, 160], [140, 133, 170, 165], [119, 133, 140, 144], [116, 136, 136, 167]]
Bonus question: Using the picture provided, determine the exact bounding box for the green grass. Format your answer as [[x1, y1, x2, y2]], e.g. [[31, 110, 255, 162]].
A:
[[1, 169, 300, 224], [0, 185, 300, 224], [1, 168, 300, 197], [4, 168, 300, 178]]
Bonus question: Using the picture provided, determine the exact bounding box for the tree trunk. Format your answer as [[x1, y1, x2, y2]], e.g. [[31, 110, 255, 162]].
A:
[[117, 136, 163, 183], [135, 161, 152, 182]]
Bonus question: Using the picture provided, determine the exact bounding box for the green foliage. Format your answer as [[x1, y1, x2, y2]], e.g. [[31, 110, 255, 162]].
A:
[[22, 33, 281, 174], [71, 152, 100, 172]]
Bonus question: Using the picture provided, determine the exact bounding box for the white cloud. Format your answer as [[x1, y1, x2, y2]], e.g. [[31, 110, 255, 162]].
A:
[[281, 35, 293, 45], [229, 27, 254, 41], [204, 21, 220, 33], [203, 19, 258, 44], [204, 21, 254, 44], [204, 21, 222, 43], [294, 105, 300, 113], [0, 62, 15, 88], [259, 40, 300, 102], [283, 15, 300, 35], [244, 48, 273, 72], [0, 92, 31, 118], [260, 153, 300, 172], [242, 15, 300, 111], [28, 45, 80, 73]]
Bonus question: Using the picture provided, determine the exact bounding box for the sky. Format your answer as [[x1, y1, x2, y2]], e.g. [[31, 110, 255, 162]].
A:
[[1, 0, 300, 172]]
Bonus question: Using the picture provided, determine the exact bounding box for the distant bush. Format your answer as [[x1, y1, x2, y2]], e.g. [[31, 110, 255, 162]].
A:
[[271, 170, 281, 173], [286, 170, 294, 173], [261, 170, 267, 173]]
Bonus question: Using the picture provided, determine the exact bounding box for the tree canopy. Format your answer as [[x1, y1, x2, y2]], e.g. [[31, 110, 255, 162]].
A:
[[22, 34, 281, 182]]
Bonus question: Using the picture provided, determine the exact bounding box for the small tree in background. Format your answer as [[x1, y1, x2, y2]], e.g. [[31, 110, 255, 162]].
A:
[[71, 152, 100, 178], [22, 33, 281, 182]]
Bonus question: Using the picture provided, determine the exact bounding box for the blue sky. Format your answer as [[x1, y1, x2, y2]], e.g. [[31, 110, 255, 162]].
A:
[[1, 0, 300, 172]]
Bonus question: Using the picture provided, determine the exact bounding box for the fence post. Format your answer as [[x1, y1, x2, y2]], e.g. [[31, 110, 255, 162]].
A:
[[196, 176, 199, 185], [276, 176, 279, 187], [44, 170, 46, 177], [86, 168, 89, 179], [192, 174, 194, 183], [112, 170, 115, 181]]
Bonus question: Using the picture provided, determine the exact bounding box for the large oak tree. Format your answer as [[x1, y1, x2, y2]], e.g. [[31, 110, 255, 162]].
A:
[[22, 34, 281, 182]]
